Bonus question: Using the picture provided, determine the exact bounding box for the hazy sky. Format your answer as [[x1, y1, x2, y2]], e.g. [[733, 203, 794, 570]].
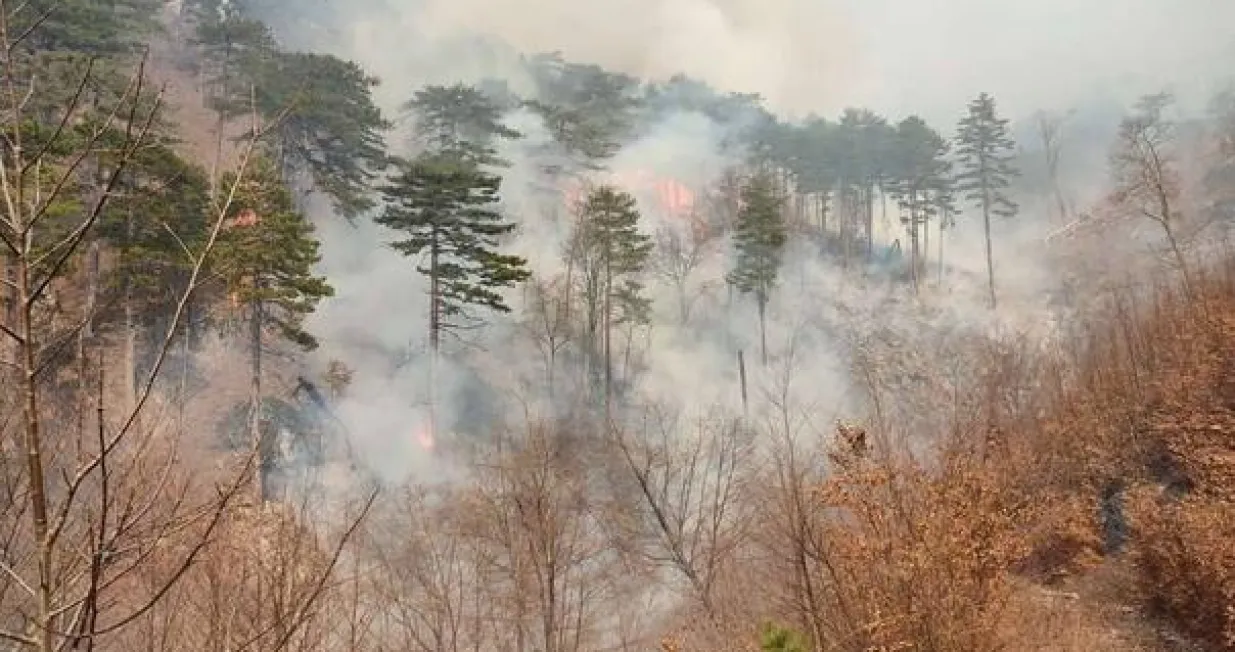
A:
[[835, 0, 1235, 122], [322, 0, 1235, 123]]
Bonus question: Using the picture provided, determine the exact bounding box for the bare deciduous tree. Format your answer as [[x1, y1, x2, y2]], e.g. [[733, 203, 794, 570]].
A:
[[1110, 92, 1194, 296], [611, 407, 752, 622], [0, 10, 376, 649], [651, 219, 719, 325]]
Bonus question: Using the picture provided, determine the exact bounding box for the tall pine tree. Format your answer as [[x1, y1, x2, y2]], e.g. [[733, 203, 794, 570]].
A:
[[376, 153, 530, 352], [890, 116, 951, 292], [955, 92, 1019, 309], [246, 52, 389, 218], [195, 6, 389, 221], [98, 141, 213, 405], [727, 172, 786, 366], [212, 156, 333, 500], [403, 83, 521, 166], [571, 185, 652, 411]]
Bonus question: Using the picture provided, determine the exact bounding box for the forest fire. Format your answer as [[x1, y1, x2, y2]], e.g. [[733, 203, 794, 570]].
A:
[[412, 421, 435, 451], [562, 170, 697, 221]]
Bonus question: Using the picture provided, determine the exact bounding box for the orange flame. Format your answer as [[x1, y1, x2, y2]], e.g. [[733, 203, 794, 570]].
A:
[[413, 421, 435, 451], [560, 171, 697, 220]]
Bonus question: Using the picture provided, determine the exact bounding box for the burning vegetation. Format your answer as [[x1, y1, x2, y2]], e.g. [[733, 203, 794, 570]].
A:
[[1, 0, 1234, 651]]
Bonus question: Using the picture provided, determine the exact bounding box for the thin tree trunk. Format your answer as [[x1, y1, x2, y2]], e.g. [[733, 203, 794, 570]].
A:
[[17, 246, 54, 652], [209, 45, 230, 195], [80, 241, 100, 438], [866, 185, 875, 260], [881, 189, 889, 243], [123, 207, 138, 411], [179, 303, 192, 431], [428, 235, 440, 444], [603, 254, 612, 422], [982, 183, 997, 310], [758, 296, 768, 366], [938, 213, 946, 284], [1155, 185, 1194, 299], [909, 203, 920, 294], [819, 192, 828, 235], [250, 298, 265, 502]]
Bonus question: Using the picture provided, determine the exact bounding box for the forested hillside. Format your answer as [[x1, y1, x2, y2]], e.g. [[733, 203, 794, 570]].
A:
[[1, 0, 1234, 650]]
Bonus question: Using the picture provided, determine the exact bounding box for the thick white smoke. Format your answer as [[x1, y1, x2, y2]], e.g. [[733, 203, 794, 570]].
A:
[[271, 0, 1234, 483]]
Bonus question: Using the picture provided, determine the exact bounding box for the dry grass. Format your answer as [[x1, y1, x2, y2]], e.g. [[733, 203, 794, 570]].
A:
[[658, 259, 1235, 652]]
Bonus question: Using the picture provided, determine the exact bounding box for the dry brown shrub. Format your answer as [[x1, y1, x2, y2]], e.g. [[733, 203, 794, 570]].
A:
[[1127, 488, 1235, 651], [802, 451, 1033, 652]]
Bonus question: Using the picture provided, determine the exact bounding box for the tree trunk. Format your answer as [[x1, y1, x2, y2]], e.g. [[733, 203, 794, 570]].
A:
[[819, 192, 828, 236], [909, 203, 920, 294], [1, 255, 14, 363], [982, 183, 997, 310], [250, 298, 265, 502], [1155, 186, 1194, 299], [179, 303, 192, 429], [603, 254, 612, 422], [209, 45, 230, 195], [429, 235, 440, 444], [758, 296, 768, 366], [80, 242, 100, 438], [938, 213, 946, 284], [123, 207, 138, 411], [16, 242, 54, 652], [866, 185, 875, 260], [881, 189, 889, 243]]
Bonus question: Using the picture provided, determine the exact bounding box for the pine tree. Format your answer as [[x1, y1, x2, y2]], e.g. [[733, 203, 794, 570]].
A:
[[197, 16, 389, 221], [955, 92, 1019, 309], [571, 185, 653, 410], [403, 83, 521, 165], [790, 117, 839, 235], [376, 152, 531, 352], [525, 54, 642, 167], [727, 172, 786, 366], [889, 116, 951, 292], [833, 109, 894, 263], [97, 141, 213, 404], [245, 52, 389, 218], [212, 156, 332, 500], [14, 0, 161, 55], [192, 4, 276, 189]]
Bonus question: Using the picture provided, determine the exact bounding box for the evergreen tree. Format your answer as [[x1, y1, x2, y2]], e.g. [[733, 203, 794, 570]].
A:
[[193, 6, 276, 112], [212, 156, 332, 500], [97, 140, 213, 402], [830, 109, 895, 262], [403, 83, 521, 165], [200, 37, 389, 219], [727, 172, 786, 366], [248, 52, 389, 218], [889, 116, 951, 292], [525, 53, 642, 167], [791, 117, 840, 234], [571, 185, 653, 410], [955, 92, 1019, 309], [376, 153, 531, 352], [13, 0, 161, 55]]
